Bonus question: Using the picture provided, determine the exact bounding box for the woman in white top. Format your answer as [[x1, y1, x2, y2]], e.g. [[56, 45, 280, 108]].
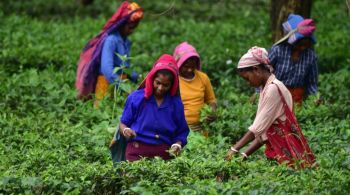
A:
[[225, 46, 315, 168]]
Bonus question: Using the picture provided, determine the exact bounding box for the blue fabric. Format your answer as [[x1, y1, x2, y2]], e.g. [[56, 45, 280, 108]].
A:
[[110, 128, 127, 164], [268, 42, 318, 96], [120, 89, 190, 146], [283, 14, 316, 44], [100, 31, 133, 84], [130, 70, 139, 83]]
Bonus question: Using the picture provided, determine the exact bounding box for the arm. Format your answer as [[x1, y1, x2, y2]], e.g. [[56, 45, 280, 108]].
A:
[[101, 36, 130, 84], [209, 102, 217, 111], [119, 122, 136, 139], [230, 131, 255, 151], [109, 95, 135, 147], [225, 129, 268, 161], [204, 74, 217, 106], [203, 74, 217, 121], [172, 99, 190, 147], [168, 140, 183, 156], [101, 37, 119, 84], [119, 94, 137, 139], [242, 138, 265, 157], [168, 99, 190, 156], [225, 85, 282, 160]]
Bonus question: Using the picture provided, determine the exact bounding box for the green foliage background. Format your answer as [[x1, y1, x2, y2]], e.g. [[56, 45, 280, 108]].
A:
[[1, 0, 349, 194]]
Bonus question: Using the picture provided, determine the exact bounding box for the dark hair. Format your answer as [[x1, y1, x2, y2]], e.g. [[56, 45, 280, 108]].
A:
[[155, 69, 174, 83], [183, 56, 200, 68], [237, 63, 271, 73], [236, 66, 254, 73]]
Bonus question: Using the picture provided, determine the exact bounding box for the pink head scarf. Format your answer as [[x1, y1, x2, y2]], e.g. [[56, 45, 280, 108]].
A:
[[138, 54, 179, 99], [173, 42, 201, 70], [237, 46, 273, 72]]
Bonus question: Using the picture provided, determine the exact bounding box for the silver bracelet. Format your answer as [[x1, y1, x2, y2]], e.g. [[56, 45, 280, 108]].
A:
[[122, 127, 130, 135], [230, 147, 238, 152], [171, 143, 182, 150]]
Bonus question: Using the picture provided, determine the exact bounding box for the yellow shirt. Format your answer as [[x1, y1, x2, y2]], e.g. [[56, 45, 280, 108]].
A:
[[179, 70, 216, 125]]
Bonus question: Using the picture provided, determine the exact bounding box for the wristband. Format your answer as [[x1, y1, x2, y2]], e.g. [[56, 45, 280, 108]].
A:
[[241, 152, 248, 158], [171, 143, 182, 150], [123, 127, 130, 135], [230, 147, 238, 152]]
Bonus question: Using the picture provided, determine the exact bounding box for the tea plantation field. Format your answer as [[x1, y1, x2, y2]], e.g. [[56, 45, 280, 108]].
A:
[[1, 0, 349, 194]]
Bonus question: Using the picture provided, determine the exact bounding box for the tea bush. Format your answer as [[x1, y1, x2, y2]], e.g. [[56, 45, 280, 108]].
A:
[[1, 0, 350, 194]]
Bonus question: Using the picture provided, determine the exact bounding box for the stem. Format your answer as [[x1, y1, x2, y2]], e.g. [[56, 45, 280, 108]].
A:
[[110, 63, 125, 125]]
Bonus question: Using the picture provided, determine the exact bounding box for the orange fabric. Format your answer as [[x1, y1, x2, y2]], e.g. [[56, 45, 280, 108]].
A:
[[287, 87, 305, 105], [94, 74, 128, 108], [95, 75, 110, 101], [127, 2, 144, 23], [102, 2, 143, 31]]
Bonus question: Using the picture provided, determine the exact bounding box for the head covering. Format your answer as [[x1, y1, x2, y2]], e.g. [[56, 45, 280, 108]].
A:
[[138, 54, 179, 99], [75, 1, 143, 99], [274, 14, 316, 46], [173, 42, 201, 70], [102, 2, 143, 31], [237, 46, 273, 72]]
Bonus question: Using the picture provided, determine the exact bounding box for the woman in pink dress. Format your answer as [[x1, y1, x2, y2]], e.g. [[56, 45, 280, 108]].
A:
[[225, 46, 315, 168]]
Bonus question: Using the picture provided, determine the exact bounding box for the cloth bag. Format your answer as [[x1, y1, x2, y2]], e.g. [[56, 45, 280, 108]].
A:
[[109, 127, 127, 164]]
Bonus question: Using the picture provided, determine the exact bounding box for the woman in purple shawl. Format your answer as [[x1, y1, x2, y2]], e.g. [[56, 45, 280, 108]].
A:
[[75, 1, 143, 106]]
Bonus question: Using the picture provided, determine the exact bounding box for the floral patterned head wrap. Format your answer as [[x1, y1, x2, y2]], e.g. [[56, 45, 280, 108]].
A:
[[237, 46, 273, 72]]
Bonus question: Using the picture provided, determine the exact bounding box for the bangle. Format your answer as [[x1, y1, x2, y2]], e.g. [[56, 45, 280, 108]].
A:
[[241, 152, 248, 158], [171, 143, 182, 150], [123, 127, 130, 135], [230, 147, 238, 152]]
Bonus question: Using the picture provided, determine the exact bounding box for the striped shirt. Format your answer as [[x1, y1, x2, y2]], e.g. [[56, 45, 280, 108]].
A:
[[268, 43, 318, 96]]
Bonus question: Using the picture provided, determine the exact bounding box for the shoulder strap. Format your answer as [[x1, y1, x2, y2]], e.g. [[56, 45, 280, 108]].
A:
[[272, 83, 288, 106], [272, 83, 294, 117]]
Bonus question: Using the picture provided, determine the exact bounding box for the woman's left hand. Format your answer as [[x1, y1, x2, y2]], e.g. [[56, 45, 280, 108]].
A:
[[205, 114, 217, 123], [169, 144, 182, 156], [224, 149, 236, 161]]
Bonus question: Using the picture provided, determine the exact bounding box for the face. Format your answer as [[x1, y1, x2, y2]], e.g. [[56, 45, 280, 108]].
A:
[[153, 73, 172, 98], [120, 21, 139, 37], [294, 38, 312, 52], [238, 67, 262, 87], [179, 58, 197, 79]]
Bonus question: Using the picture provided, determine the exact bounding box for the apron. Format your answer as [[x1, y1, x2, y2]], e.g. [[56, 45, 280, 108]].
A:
[[265, 84, 316, 169]]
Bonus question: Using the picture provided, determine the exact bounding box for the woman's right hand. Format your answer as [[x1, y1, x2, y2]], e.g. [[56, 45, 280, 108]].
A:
[[224, 149, 237, 161], [122, 128, 137, 139], [205, 114, 217, 123]]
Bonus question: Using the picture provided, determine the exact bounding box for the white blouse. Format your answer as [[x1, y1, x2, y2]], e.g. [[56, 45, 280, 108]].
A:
[[248, 74, 293, 142]]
